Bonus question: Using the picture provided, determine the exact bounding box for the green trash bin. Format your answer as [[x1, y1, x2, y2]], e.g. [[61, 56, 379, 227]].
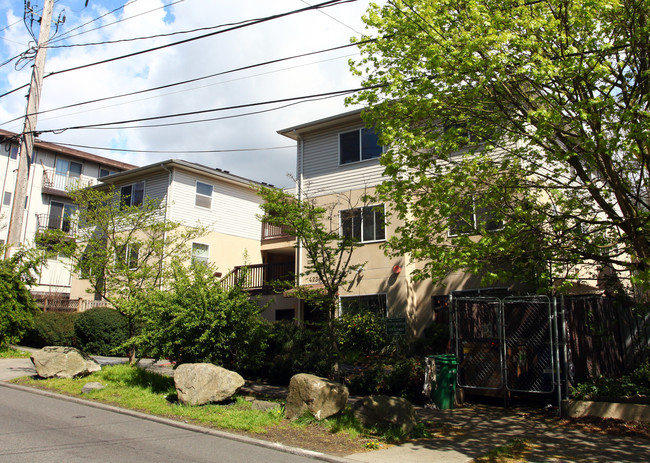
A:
[[432, 354, 458, 410]]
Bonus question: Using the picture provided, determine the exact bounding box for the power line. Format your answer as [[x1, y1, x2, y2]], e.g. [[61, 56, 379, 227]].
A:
[[54, 142, 294, 154], [33, 85, 382, 135], [0, 0, 356, 100], [1, 38, 371, 126]]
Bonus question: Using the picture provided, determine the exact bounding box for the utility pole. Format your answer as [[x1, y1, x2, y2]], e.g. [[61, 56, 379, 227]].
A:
[[5, 0, 55, 258]]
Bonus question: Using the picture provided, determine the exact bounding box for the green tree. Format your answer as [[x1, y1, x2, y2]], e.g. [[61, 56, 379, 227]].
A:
[[0, 246, 43, 347], [68, 186, 204, 362], [257, 186, 365, 377], [350, 0, 650, 295], [129, 261, 269, 374]]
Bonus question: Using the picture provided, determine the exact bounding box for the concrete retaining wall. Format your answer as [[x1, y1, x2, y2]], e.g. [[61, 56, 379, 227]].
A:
[[564, 400, 650, 422]]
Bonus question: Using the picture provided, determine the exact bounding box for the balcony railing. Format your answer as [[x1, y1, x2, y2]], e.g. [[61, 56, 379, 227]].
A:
[[36, 213, 76, 236], [42, 169, 96, 195], [261, 222, 294, 241], [222, 262, 295, 294]]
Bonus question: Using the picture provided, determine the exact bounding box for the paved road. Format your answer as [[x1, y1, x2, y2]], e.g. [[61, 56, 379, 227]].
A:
[[0, 385, 332, 463]]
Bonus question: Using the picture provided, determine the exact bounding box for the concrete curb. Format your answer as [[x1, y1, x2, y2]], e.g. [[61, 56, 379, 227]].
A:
[[0, 381, 355, 463]]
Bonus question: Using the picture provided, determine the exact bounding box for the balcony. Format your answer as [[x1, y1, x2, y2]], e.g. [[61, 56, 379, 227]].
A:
[[42, 169, 96, 197], [36, 213, 76, 237], [261, 222, 294, 242], [222, 262, 295, 294]]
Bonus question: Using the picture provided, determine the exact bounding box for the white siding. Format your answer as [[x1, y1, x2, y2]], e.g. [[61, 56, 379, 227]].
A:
[[301, 124, 385, 195], [169, 169, 263, 241]]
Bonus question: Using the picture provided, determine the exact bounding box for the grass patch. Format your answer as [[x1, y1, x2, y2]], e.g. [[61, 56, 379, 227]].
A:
[[14, 364, 283, 433], [0, 346, 31, 358], [473, 438, 538, 463]]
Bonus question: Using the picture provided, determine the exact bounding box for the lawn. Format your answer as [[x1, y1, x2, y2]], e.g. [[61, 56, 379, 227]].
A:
[[0, 346, 32, 358]]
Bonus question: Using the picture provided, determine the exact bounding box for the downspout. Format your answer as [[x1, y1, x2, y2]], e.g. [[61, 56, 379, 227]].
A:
[[294, 130, 303, 288], [159, 162, 173, 289]]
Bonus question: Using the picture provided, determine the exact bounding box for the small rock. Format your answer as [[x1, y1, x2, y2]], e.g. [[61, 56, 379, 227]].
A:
[[82, 382, 105, 394], [352, 395, 418, 435]]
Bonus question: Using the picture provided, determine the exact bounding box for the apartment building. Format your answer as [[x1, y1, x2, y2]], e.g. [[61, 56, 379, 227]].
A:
[[274, 109, 540, 335], [0, 129, 135, 299], [68, 159, 275, 314]]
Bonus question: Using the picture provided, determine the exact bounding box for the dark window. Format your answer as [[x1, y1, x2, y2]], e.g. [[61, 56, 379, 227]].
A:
[[340, 294, 387, 316], [99, 168, 117, 178], [339, 128, 383, 165], [10, 147, 18, 160], [116, 244, 139, 270], [449, 199, 503, 236], [341, 204, 385, 243], [2, 192, 11, 206], [120, 182, 145, 209]]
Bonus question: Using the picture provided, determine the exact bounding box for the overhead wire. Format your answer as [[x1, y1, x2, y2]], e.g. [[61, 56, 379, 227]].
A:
[[53, 142, 294, 154], [1, 38, 373, 126], [0, 0, 356, 100], [33, 84, 385, 135]]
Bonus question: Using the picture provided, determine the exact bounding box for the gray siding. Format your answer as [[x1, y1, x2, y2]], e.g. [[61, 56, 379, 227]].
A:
[[301, 124, 385, 195]]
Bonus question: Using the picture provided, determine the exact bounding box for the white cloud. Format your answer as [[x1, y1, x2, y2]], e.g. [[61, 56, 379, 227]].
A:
[[0, 0, 379, 188]]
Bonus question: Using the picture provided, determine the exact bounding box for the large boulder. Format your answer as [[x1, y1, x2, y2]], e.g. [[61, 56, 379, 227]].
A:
[[174, 363, 245, 405], [31, 346, 101, 379], [351, 395, 418, 435], [285, 373, 349, 420]]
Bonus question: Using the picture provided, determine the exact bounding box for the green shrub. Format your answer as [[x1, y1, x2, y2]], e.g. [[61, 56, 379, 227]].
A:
[[0, 248, 42, 347], [132, 262, 270, 375], [335, 312, 388, 357], [263, 320, 334, 385], [74, 308, 129, 356], [571, 360, 650, 400], [410, 323, 450, 356], [345, 356, 426, 402], [21, 311, 78, 348]]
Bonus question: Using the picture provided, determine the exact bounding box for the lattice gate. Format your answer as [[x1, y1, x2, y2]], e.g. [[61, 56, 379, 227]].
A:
[[453, 295, 560, 398]]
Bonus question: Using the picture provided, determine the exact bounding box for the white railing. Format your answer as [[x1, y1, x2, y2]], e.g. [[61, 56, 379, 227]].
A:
[[42, 169, 97, 192]]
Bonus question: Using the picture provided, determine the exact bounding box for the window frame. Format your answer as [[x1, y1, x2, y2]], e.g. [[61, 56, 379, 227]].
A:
[[119, 181, 145, 209], [115, 243, 140, 270], [448, 198, 503, 237], [338, 127, 384, 165], [340, 204, 386, 244], [195, 180, 213, 209], [191, 242, 210, 267], [339, 293, 388, 317]]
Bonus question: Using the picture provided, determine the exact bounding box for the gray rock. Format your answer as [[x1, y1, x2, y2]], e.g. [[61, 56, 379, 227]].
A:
[[82, 382, 105, 394], [251, 400, 281, 412], [351, 395, 418, 435], [285, 373, 348, 420], [31, 346, 101, 379], [174, 363, 245, 405]]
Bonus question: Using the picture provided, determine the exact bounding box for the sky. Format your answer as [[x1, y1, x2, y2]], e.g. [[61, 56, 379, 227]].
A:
[[0, 0, 381, 188]]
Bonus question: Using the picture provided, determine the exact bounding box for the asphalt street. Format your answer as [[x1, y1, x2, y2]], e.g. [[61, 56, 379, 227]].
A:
[[0, 385, 330, 463]]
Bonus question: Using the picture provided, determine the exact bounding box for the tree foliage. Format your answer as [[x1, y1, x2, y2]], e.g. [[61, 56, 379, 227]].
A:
[[0, 246, 43, 347], [68, 185, 204, 361], [351, 0, 650, 295], [129, 262, 269, 374]]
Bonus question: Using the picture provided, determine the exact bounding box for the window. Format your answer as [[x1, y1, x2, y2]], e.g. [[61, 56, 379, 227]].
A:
[[116, 244, 139, 270], [2, 192, 11, 206], [195, 181, 213, 209], [448, 199, 503, 236], [53, 159, 83, 190], [339, 128, 383, 165], [99, 167, 117, 178], [10, 147, 18, 160], [48, 201, 77, 232], [340, 204, 386, 243], [191, 243, 209, 266], [120, 182, 145, 209], [340, 294, 387, 317]]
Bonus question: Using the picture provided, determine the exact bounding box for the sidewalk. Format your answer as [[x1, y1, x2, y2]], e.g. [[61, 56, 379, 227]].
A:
[[2, 352, 648, 463]]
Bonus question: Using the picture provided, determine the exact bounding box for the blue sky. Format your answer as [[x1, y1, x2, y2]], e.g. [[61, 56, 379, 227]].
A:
[[0, 0, 378, 187]]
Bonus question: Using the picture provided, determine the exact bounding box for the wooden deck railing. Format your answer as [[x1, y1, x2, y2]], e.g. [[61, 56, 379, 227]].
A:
[[222, 262, 294, 293]]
